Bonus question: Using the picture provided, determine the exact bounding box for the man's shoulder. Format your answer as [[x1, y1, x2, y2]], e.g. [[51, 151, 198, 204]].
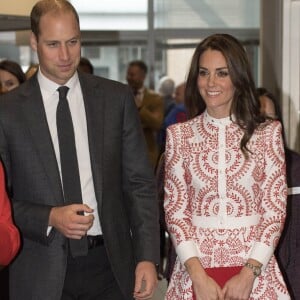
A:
[[143, 88, 163, 103], [79, 73, 128, 91], [0, 79, 33, 108]]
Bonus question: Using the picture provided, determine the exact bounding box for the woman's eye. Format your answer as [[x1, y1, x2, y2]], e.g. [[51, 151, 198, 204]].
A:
[[199, 69, 209, 76], [7, 81, 15, 87], [217, 70, 229, 77]]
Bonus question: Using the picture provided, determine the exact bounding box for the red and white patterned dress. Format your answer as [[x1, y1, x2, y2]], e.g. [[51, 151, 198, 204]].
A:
[[164, 111, 290, 299]]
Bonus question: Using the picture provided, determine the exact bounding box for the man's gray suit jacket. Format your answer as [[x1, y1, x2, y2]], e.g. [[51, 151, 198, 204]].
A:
[[0, 72, 160, 300]]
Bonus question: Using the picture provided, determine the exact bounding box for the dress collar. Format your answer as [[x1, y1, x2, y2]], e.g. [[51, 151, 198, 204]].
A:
[[204, 110, 233, 126]]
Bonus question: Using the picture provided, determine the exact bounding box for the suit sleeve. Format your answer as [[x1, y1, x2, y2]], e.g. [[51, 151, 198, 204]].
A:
[[0, 90, 58, 246], [0, 163, 20, 266], [121, 88, 160, 264]]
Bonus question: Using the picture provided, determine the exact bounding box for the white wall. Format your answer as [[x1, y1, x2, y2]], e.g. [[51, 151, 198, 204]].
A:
[[282, 0, 300, 151]]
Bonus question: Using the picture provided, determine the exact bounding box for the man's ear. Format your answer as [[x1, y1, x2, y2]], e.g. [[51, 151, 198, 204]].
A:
[[30, 32, 38, 51]]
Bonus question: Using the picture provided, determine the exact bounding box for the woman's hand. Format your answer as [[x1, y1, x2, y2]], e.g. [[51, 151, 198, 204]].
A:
[[185, 257, 224, 300], [222, 266, 255, 300], [193, 274, 224, 300]]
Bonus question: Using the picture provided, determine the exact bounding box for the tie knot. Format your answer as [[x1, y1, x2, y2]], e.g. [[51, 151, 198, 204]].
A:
[[57, 86, 69, 99]]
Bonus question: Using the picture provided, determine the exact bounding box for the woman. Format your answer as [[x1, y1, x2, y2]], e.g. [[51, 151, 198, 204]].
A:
[[164, 34, 290, 299], [0, 59, 24, 299], [0, 162, 20, 300], [0, 60, 26, 94], [0, 162, 20, 267]]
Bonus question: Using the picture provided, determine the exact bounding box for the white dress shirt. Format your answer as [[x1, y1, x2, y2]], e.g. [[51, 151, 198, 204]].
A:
[[134, 87, 144, 108], [38, 70, 102, 236]]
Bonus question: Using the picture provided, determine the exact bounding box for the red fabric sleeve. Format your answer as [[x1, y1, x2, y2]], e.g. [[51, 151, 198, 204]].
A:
[[0, 163, 20, 266]]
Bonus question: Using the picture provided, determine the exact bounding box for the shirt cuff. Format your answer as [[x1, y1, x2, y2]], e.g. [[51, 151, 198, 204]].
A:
[[248, 242, 274, 270], [176, 240, 200, 265], [47, 226, 52, 236]]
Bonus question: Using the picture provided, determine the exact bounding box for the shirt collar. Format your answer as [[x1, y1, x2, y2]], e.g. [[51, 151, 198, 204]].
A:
[[37, 69, 79, 96], [136, 86, 144, 94]]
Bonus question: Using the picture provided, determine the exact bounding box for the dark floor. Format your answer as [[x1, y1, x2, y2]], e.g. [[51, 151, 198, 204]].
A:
[[0, 267, 9, 300], [0, 267, 166, 300]]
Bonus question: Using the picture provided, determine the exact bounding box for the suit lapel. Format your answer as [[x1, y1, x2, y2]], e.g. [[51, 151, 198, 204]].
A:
[[21, 75, 104, 206], [21, 78, 63, 202], [79, 75, 104, 210]]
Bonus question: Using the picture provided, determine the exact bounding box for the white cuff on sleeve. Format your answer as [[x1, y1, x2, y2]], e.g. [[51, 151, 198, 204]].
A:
[[47, 226, 52, 236], [248, 242, 274, 270], [176, 240, 200, 265]]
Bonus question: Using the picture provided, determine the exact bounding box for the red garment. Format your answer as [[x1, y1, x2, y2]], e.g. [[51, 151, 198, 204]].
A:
[[193, 266, 243, 300], [0, 163, 20, 266], [192, 266, 243, 299], [204, 266, 243, 288]]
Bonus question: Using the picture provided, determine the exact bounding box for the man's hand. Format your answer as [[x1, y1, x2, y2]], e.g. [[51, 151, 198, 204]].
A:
[[49, 204, 94, 239], [133, 261, 158, 300]]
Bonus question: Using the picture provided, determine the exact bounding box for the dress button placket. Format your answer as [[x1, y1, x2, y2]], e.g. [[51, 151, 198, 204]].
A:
[[218, 124, 227, 225]]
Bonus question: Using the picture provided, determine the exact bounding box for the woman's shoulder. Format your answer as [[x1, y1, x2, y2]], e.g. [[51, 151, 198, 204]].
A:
[[167, 114, 200, 133], [256, 119, 282, 134]]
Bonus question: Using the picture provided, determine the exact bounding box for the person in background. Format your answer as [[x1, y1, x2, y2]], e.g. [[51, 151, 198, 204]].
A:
[[0, 161, 20, 300], [158, 76, 175, 117], [156, 76, 175, 276], [25, 63, 39, 79], [78, 57, 94, 74], [164, 82, 187, 138], [0, 59, 25, 300], [257, 87, 300, 299], [158, 82, 187, 153], [156, 81, 188, 281], [164, 33, 290, 299], [0, 1, 159, 299], [0, 162, 20, 267], [126, 60, 164, 168], [0, 60, 26, 94]]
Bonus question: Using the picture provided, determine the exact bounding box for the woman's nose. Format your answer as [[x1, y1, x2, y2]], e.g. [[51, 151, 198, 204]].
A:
[[207, 74, 216, 86]]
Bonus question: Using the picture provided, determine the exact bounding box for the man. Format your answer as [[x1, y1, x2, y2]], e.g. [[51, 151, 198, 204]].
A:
[[0, 1, 159, 299], [126, 60, 163, 168], [257, 88, 300, 298]]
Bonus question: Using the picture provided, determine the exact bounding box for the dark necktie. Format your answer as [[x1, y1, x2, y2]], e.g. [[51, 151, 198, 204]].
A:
[[56, 86, 88, 257]]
